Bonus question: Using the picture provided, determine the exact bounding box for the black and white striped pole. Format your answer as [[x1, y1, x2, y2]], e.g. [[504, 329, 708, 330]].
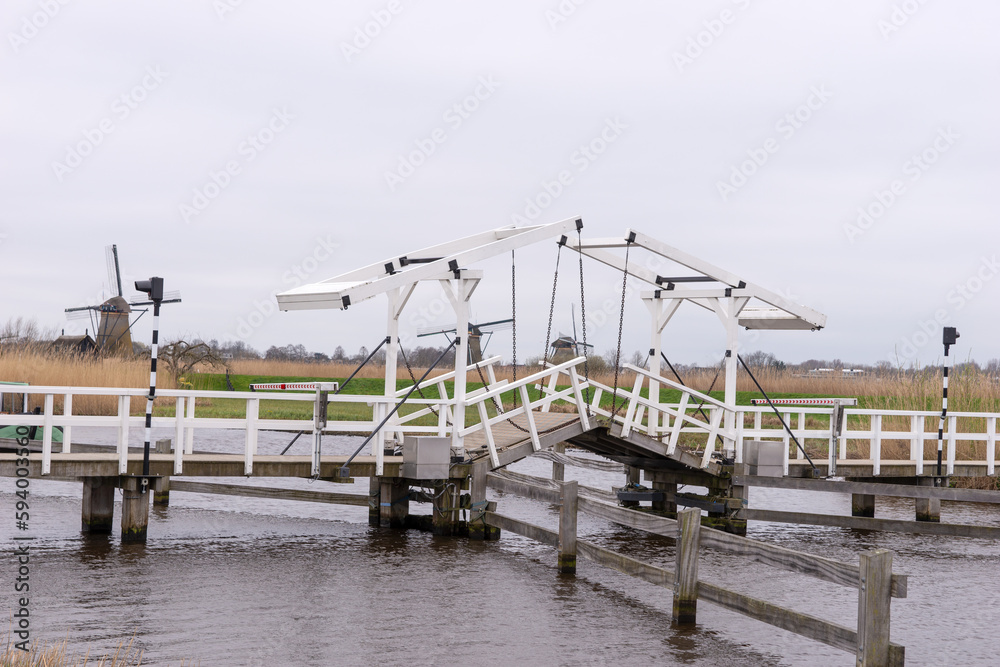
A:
[[937, 326, 960, 481], [135, 277, 164, 485]]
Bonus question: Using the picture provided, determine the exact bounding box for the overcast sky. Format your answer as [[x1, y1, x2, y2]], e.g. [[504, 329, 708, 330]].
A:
[[2, 0, 997, 368]]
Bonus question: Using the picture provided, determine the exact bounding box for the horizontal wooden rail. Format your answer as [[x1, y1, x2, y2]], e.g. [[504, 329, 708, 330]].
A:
[[489, 470, 907, 597], [482, 511, 904, 664], [743, 509, 1000, 539], [165, 481, 370, 506], [735, 475, 1000, 504]]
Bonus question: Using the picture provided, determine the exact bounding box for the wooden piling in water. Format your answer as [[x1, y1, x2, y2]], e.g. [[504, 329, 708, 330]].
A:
[[621, 466, 641, 508], [914, 477, 940, 523], [673, 507, 700, 625], [469, 463, 499, 540], [558, 480, 578, 574], [120, 476, 150, 544], [431, 480, 461, 536], [551, 442, 566, 482], [857, 549, 894, 666], [81, 476, 115, 533], [379, 478, 409, 528], [153, 439, 171, 505], [853, 493, 876, 518], [651, 480, 677, 517], [368, 477, 380, 526]]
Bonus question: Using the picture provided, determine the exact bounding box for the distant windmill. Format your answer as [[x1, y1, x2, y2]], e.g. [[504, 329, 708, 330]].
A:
[[549, 303, 593, 361], [63, 244, 181, 355], [417, 318, 514, 364]]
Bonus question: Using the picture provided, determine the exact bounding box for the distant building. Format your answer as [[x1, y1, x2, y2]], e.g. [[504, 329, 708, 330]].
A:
[[50, 332, 98, 355]]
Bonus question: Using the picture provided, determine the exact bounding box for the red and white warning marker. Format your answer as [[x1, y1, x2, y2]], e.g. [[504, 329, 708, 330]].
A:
[[749, 398, 857, 406], [249, 381, 339, 392]]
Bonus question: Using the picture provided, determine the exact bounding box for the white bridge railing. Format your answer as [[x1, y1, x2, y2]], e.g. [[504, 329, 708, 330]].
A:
[[0, 356, 590, 477], [569, 363, 1000, 475]]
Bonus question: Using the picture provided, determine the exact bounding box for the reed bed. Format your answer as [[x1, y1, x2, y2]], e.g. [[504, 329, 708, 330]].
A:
[[0, 636, 149, 667]]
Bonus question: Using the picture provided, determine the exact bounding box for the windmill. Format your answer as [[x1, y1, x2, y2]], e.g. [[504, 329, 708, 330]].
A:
[[549, 303, 593, 362], [63, 245, 181, 355], [417, 317, 514, 364]]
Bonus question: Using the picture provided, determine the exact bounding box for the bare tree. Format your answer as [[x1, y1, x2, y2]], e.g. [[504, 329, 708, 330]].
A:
[[158, 340, 228, 381]]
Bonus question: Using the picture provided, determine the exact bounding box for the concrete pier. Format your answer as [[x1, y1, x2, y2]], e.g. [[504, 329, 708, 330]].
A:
[[379, 478, 410, 528], [915, 477, 941, 522], [153, 439, 172, 506], [120, 477, 150, 544], [81, 476, 116, 533], [852, 494, 876, 518]]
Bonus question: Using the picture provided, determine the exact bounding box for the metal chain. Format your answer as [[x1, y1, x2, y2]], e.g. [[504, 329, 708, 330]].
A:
[[610, 240, 631, 418], [399, 342, 440, 418], [542, 243, 562, 367], [577, 228, 591, 410], [491, 241, 575, 438], [511, 249, 518, 406]]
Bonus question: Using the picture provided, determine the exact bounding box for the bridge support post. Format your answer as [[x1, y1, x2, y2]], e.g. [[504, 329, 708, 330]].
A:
[[469, 464, 499, 540], [673, 507, 701, 625], [379, 478, 410, 528], [81, 476, 116, 533], [621, 466, 641, 508], [368, 477, 380, 526], [432, 480, 461, 536], [915, 477, 940, 522], [153, 438, 171, 506], [120, 477, 150, 544], [651, 480, 677, 517], [558, 480, 578, 574], [852, 493, 876, 518], [551, 442, 566, 482]]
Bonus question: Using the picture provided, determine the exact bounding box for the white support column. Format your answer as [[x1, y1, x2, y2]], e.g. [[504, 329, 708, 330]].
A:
[[643, 297, 682, 438], [383, 288, 401, 453], [441, 276, 478, 455], [646, 298, 663, 437], [712, 296, 747, 459], [118, 394, 130, 475], [61, 394, 72, 453]]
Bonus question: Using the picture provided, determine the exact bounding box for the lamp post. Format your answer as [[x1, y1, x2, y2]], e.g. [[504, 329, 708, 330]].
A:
[[134, 276, 164, 483], [937, 326, 960, 481]]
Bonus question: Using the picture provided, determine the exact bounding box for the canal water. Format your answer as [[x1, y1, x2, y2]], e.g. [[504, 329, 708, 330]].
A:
[[3, 427, 998, 665]]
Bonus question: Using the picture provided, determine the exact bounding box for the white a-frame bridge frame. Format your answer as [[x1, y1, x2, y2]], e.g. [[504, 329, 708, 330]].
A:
[[276, 217, 585, 457], [568, 229, 826, 455], [276, 218, 826, 462]]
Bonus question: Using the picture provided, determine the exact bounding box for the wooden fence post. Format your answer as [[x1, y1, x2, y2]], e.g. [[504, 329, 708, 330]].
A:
[[558, 480, 578, 574], [857, 549, 893, 667], [673, 507, 701, 624]]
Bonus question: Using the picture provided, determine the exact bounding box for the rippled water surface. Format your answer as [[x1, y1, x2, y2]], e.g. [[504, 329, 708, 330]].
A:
[[3, 426, 998, 665]]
